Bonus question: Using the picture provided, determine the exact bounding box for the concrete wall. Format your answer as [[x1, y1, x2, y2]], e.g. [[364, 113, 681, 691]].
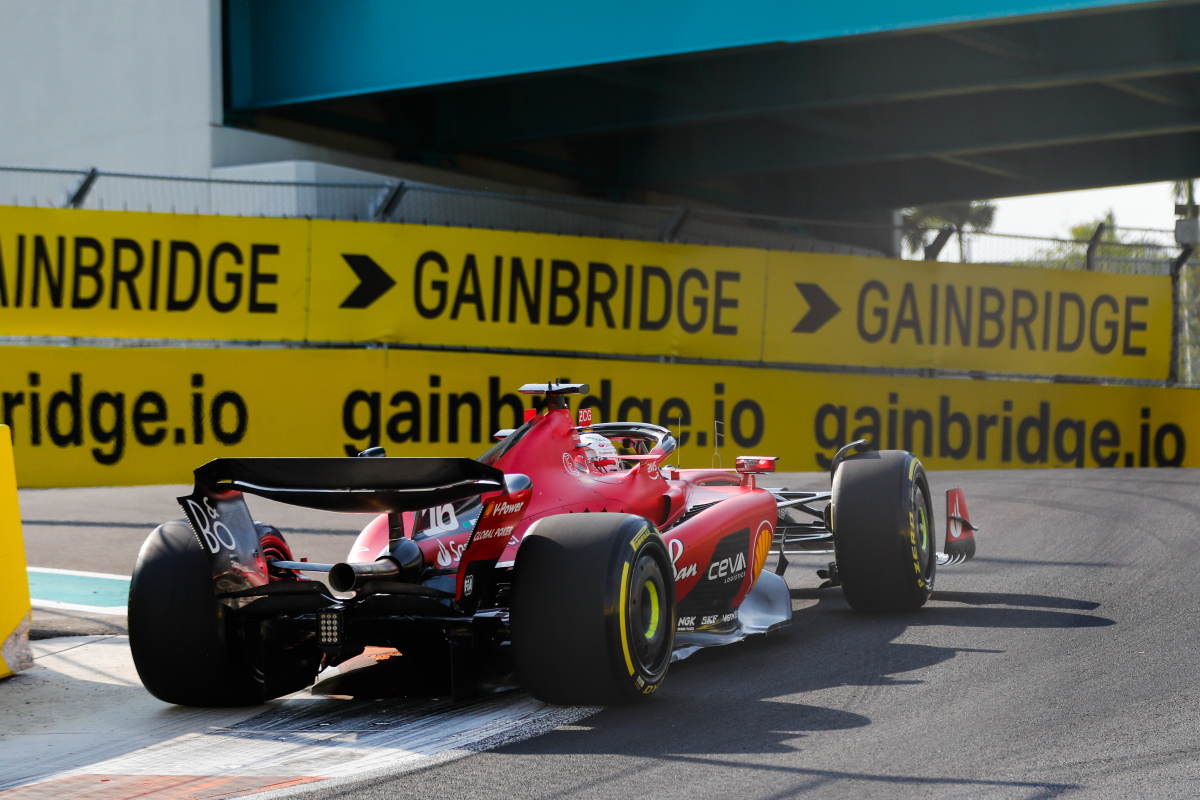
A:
[[0, 1, 544, 187], [0, 0, 221, 176]]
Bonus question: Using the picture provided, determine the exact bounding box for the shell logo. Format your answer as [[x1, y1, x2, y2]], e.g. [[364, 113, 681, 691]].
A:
[[751, 520, 773, 583]]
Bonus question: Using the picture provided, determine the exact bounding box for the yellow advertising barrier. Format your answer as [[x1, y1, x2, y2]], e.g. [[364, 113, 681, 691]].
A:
[[0, 345, 1195, 488], [0, 207, 1173, 380], [761, 252, 1172, 378], [0, 207, 309, 341], [0, 425, 32, 678], [307, 221, 770, 363]]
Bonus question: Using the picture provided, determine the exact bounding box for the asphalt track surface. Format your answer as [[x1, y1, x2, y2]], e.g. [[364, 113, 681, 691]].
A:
[[17, 468, 1200, 798]]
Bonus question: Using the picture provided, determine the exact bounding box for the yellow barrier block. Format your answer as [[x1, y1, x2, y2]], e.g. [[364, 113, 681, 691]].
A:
[[0, 424, 32, 677]]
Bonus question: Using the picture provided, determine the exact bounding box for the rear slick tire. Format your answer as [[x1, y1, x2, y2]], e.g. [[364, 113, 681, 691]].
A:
[[511, 514, 675, 704], [129, 520, 266, 706], [831, 450, 936, 612]]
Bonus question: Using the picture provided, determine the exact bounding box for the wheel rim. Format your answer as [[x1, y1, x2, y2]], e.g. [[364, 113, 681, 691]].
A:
[[640, 581, 661, 639], [260, 532, 299, 582], [626, 553, 671, 674], [913, 482, 935, 580]]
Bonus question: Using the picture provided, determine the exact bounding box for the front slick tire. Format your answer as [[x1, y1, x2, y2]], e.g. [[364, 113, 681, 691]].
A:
[[511, 514, 674, 705], [832, 450, 935, 612], [129, 520, 265, 706]]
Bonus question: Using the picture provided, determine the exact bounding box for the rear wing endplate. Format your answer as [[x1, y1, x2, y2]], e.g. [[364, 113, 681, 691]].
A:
[[937, 488, 978, 566]]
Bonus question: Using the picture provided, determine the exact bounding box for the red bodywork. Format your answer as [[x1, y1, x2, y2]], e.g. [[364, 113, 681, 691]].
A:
[[346, 405, 779, 633]]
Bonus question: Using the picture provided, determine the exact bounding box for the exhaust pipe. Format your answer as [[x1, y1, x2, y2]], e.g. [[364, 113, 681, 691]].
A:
[[327, 539, 425, 592], [328, 558, 400, 592]]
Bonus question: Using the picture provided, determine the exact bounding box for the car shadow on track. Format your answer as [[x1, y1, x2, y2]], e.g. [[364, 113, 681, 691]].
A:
[[792, 588, 1114, 629], [432, 587, 1106, 800], [929, 590, 1101, 610]]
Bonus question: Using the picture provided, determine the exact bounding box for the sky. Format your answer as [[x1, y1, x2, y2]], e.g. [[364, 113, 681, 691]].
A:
[[990, 181, 1184, 238]]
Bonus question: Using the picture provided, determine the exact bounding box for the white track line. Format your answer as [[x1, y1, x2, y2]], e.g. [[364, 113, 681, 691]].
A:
[[27, 567, 131, 580], [30, 598, 127, 615]]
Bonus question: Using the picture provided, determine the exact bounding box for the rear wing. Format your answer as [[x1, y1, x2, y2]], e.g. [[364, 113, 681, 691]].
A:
[[191, 457, 504, 513], [178, 457, 505, 599]]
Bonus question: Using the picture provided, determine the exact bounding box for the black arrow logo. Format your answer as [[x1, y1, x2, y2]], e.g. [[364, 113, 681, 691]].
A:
[[339, 254, 396, 309], [792, 283, 840, 333]]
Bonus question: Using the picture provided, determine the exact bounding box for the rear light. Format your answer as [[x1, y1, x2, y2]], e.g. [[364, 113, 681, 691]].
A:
[[736, 456, 778, 474], [317, 608, 344, 648]]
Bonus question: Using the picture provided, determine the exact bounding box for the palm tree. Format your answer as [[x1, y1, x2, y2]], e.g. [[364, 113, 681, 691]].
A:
[[901, 201, 997, 260], [1172, 179, 1196, 209]]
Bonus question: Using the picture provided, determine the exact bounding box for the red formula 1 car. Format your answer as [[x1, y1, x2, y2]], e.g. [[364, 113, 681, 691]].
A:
[[128, 382, 978, 707]]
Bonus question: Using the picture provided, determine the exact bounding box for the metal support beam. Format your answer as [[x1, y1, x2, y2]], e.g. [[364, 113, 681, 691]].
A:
[[1085, 222, 1107, 271], [586, 68, 706, 103], [1102, 78, 1195, 107], [65, 168, 98, 209], [924, 226, 955, 261], [695, 131, 1200, 218], [1168, 244, 1193, 385], [371, 181, 408, 221], [629, 84, 1200, 184], [937, 28, 1039, 62], [932, 153, 1032, 180], [1172, 244, 1194, 274], [659, 207, 690, 242]]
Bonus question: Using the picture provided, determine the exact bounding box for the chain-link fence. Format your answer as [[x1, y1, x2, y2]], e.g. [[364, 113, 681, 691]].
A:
[[0, 165, 884, 257], [905, 227, 1179, 275], [0, 165, 388, 220], [0, 164, 1185, 264], [2, 164, 1195, 382]]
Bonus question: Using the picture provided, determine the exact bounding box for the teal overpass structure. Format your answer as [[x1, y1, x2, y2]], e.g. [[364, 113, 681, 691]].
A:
[[225, 0, 1200, 221]]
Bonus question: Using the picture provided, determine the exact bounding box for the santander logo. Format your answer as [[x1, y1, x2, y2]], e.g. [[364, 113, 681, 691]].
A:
[[436, 537, 467, 567]]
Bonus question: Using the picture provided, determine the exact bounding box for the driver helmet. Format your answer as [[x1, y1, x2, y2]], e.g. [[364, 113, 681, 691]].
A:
[[579, 432, 619, 473]]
